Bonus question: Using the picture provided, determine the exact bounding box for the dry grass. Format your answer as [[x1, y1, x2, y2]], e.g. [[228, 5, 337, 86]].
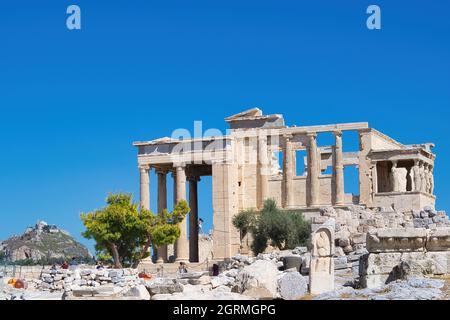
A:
[[339, 292, 353, 299], [298, 293, 313, 300]]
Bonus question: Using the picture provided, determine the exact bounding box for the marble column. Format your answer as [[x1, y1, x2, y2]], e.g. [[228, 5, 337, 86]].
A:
[[139, 165, 150, 210], [283, 135, 294, 208], [156, 170, 168, 263], [258, 134, 269, 208], [333, 131, 345, 205], [139, 165, 152, 264], [307, 132, 319, 206], [188, 176, 200, 262], [174, 164, 189, 262]]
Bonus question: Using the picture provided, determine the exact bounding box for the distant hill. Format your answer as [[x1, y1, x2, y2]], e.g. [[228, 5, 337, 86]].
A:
[[0, 221, 93, 265]]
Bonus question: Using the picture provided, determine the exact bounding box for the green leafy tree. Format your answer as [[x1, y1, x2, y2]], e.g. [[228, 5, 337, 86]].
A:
[[232, 209, 257, 245], [232, 199, 311, 255], [80, 193, 189, 268]]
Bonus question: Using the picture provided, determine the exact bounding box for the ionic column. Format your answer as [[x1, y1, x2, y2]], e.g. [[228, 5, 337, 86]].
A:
[[156, 169, 168, 263], [174, 164, 189, 262], [139, 165, 152, 264], [188, 176, 200, 262], [139, 165, 150, 210], [258, 134, 269, 208], [283, 135, 294, 208], [333, 131, 345, 205], [307, 132, 319, 206]]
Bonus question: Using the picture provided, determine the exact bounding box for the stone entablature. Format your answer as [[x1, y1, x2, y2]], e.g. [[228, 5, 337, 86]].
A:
[[133, 108, 438, 262], [360, 228, 450, 288]]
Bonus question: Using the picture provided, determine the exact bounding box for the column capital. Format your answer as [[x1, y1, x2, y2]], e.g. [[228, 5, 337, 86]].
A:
[[155, 168, 168, 175], [258, 135, 268, 142], [139, 164, 150, 172], [333, 130, 342, 137], [187, 175, 201, 182], [306, 132, 317, 139], [173, 162, 186, 168]]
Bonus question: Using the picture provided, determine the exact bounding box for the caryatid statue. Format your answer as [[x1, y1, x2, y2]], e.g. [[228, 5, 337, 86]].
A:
[[419, 162, 427, 193], [429, 165, 434, 194], [390, 161, 407, 192], [412, 160, 421, 192]]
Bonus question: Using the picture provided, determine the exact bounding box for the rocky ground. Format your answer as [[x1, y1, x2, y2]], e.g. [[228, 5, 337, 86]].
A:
[[1, 249, 449, 300]]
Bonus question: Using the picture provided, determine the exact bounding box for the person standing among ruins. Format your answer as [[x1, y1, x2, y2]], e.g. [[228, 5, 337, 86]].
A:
[[198, 218, 204, 235]]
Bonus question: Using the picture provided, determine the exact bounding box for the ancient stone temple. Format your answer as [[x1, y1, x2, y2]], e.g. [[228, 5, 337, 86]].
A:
[[133, 108, 437, 262]]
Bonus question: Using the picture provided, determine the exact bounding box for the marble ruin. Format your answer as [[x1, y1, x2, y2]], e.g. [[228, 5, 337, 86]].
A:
[[310, 225, 335, 294], [360, 227, 450, 288], [133, 107, 438, 263]]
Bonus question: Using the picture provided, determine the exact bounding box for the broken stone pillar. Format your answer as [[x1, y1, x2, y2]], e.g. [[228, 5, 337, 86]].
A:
[[333, 130, 344, 205], [283, 134, 294, 208], [310, 224, 335, 294], [174, 164, 189, 262], [258, 133, 269, 208], [156, 169, 168, 263], [307, 132, 319, 206], [139, 165, 150, 210], [188, 176, 200, 262]]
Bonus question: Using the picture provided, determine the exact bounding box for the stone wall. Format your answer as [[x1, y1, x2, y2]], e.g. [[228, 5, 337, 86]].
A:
[[1, 265, 47, 280]]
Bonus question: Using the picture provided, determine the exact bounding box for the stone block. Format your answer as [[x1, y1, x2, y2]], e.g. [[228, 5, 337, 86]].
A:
[[359, 252, 402, 276], [338, 238, 350, 248], [420, 211, 429, 219], [108, 269, 124, 278], [313, 216, 329, 224], [351, 233, 366, 245], [360, 274, 390, 289], [145, 278, 184, 295], [334, 256, 348, 270], [366, 229, 428, 253], [413, 218, 425, 228], [426, 229, 450, 251], [277, 271, 308, 300]]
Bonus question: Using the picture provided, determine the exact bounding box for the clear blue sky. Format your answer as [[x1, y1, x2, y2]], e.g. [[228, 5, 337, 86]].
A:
[[0, 1, 449, 254]]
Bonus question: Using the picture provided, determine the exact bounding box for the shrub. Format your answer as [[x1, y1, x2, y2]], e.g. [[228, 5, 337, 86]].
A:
[[233, 199, 311, 255]]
